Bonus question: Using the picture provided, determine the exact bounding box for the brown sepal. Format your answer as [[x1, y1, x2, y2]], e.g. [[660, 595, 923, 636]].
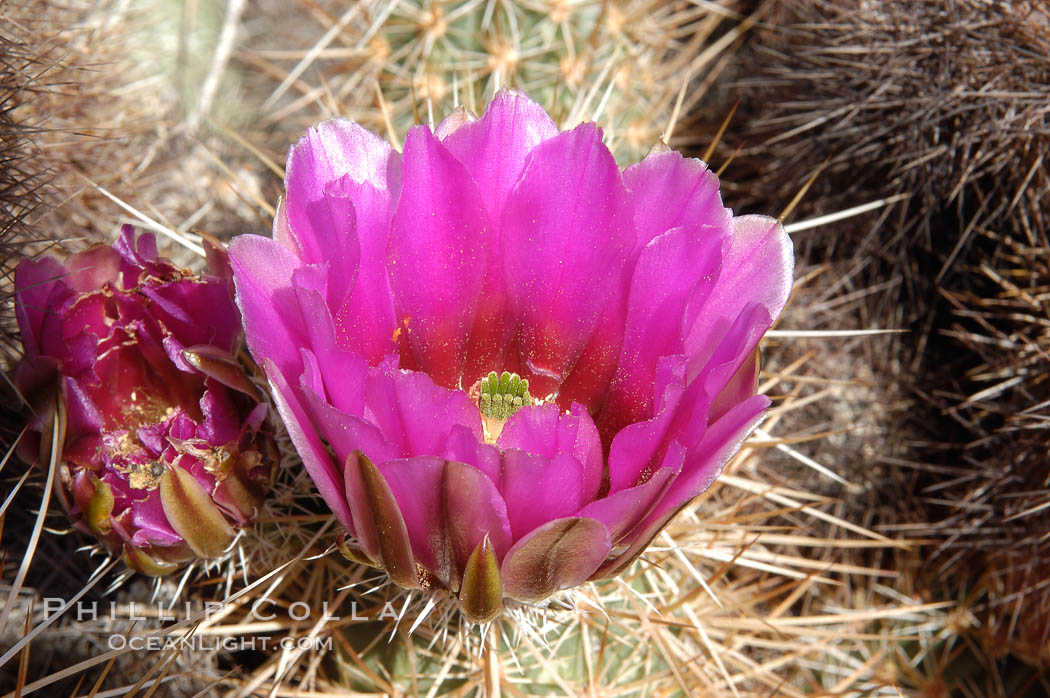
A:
[[459, 536, 503, 624]]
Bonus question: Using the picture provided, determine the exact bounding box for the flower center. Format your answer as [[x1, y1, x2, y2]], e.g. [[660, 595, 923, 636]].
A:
[[479, 371, 532, 419], [477, 371, 532, 443]]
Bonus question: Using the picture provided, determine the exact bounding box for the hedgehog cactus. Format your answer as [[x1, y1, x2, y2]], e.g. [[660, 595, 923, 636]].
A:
[[14, 226, 276, 575], [393, 1, 700, 160], [260, 0, 721, 164]]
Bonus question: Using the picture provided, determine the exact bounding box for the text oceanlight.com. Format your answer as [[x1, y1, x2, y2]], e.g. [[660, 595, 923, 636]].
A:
[[106, 635, 334, 652]]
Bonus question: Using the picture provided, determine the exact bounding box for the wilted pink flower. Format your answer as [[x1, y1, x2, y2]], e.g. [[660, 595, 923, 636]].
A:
[[15, 226, 276, 576], [230, 91, 793, 621]]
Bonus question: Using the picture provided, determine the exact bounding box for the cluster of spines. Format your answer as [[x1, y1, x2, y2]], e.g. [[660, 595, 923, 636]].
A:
[[478, 371, 532, 421]]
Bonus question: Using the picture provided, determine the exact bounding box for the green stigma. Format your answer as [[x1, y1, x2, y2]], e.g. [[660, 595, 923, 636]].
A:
[[479, 371, 532, 421]]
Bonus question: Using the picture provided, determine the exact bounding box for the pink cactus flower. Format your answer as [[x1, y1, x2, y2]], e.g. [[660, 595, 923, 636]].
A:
[[15, 227, 276, 576], [230, 91, 793, 621]]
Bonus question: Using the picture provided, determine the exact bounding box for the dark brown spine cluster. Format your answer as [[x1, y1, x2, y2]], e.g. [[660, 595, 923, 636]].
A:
[[716, 0, 1050, 676], [0, 3, 61, 371]]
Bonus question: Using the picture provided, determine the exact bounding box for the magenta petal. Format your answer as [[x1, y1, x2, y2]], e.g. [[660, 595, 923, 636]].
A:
[[443, 460, 513, 584], [657, 319, 764, 456], [500, 517, 611, 602], [331, 178, 398, 364], [388, 126, 491, 387], [378, 456, 451, 584], [300, 382, 401, 468], [608, 395, 769, 574], [622, 306, 770, 460], [229, 235, 307, 380], [500, 449, 585, 540], [554, 284, 627, 414], [288, 179, 361, 307], [497, 402, 602, 502], [688, 302, 771, 418], [64, 246, 121, 293], [115, 228, 167, 281], [197, 387, 239, 444], [576, 446, 681, 543], [623, 150, 730, 250], [605, 225, 723, 428], [143, 276, 241, 354], [656, 305, 771, 457], [57, 293, 108, 361], [298, 342, 330, 406], [442, 92, 556, 383], [130, 492, 182, 545], [502, 123, 635, 395], [442, 424, 501, 484], [284, 118, 400, 325], [114, 226, 154, 265], [288, 118, 400, 193], [284, 118, 400, 256], [15, 357, 62, 470], [14, 257, 71, 357], [684, 215, 793, 370], [263, 359, 353, 529], [62, 376, 104, 442], [291, 266, 368, 416], [605, 356, 688, 493], [364, 365, 483, 458], [461, 278, 515, 388], [443, 90, 558, 226], [710, 348, 760, 424]]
